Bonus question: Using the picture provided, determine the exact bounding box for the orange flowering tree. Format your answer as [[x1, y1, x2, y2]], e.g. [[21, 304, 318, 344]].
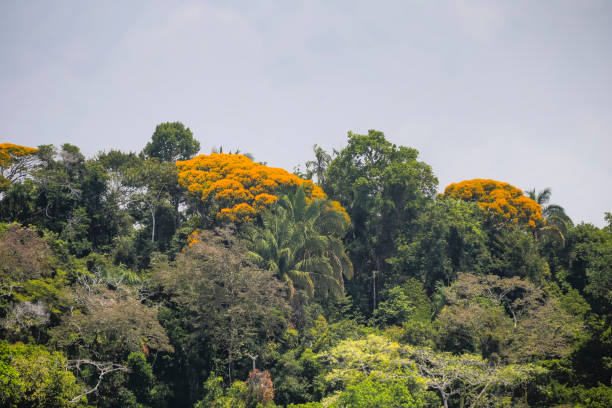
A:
[[440, 179, 543, 229], [0, 143, 38, 189], [177, 153, 332, 223]]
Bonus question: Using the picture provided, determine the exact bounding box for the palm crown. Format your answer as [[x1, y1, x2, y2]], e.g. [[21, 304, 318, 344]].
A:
[[247, 187, 353, 299]]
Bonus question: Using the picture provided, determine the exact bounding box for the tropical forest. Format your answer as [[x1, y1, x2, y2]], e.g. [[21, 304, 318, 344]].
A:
[[0, 124, 610, 408]]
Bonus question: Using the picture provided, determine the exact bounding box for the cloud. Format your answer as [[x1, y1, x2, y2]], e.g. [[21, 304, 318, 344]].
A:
[[452, 0, 508, 41]]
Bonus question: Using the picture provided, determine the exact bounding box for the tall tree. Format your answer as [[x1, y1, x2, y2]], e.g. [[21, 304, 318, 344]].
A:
[[126, 158, 178, 243], [143, 122, 200, 162], [437, 272, 580, 362], [324, 130, 437, 313], [305, 144, 331, 186]]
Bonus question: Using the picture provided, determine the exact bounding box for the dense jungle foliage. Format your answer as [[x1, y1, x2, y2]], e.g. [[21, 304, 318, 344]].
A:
[[0, 124, 610, 407]]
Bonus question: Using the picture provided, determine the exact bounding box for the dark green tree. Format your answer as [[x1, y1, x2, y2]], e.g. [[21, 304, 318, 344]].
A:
[[143, 122, 200, 162], [388, 198, 490, 292], [324, 130, 437, 313]]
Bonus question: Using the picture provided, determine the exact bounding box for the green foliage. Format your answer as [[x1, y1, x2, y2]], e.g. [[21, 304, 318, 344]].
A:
[[248, 187, 352, 301], [389, 198, 490, 291], [331, 376, 426, 408], [304, 144, 331, 186], [437, 273, 580, 362], [374, 278, 431, 327], [287, 403, 323, 408], [143, 122, 200, 162], [569, 384, 612, 408], [152, 228, 288, 383], [487, 225, 549, 282], [1, 135, 611, 408], [126, 352, 154, 403], [125, 158, 179, 246], [323, 130, 437, 312], [195, 373, 248, 408], [0, 341, 89, 408]]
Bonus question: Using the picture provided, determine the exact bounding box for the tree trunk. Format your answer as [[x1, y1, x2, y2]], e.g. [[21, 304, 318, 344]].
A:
[[372, 269, 376, 312], [248, 354, 258, 371], [150, 206, 156, 243]]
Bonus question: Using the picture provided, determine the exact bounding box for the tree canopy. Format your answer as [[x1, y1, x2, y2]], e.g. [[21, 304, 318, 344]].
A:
[[176, 152, 338, 223], [143, 121, 200, 162], [440, 179, 543, 229], [0, 129, 610, 408]]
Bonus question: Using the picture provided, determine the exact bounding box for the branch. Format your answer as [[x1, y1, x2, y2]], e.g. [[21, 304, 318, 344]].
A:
[[67, 359, 130, 403]]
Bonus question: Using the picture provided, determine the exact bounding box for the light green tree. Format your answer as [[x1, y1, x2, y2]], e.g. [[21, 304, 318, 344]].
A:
[[0, 341, 90, 408]]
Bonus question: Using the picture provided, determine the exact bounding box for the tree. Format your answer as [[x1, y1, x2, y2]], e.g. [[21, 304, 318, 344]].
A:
[[565, 224, 612, 313], [152, 228, 289, 382], [126, 158, 178, 243], [525, 188, 572, 244], [406, 346, 543, 408], [248, 188, 353, 300], [486, 225, 549, 282], [195, 373, 248, 408], [374, 279, 431, 327], [0, 223, 53, 297], [388, 198, 490, 292], [324, 130, 437, 313], [318, 334, 425, 394], [50, 284, 172, 362], [305, 145, 331, 186], [143, 122, 200, 162], [525, 188, 570, 222], [331, 377, 426, 408], [319, 333, 541, 408], [177, 152, 334, 224], [245, 368, 275, 406], [0, 143, 38, 190], [441, 179, 543, 229], [0, 341, 89, 408], [437, 272, 580, 362]]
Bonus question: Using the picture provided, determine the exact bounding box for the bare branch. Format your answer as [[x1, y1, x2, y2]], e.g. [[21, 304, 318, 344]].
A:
[[67, 359, 130, 404]]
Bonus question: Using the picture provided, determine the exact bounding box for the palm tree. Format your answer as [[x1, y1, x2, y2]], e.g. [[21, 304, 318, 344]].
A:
[[247, 187, 353, 299], [305, 144, 331, 186], [525, 188, 572, 244]]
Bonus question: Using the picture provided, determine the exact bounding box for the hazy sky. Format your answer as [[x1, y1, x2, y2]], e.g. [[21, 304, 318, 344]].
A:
[[1, 0, 611, 226]]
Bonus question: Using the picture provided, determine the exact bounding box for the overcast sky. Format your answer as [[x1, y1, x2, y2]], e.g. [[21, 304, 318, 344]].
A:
[[1, 0, 611, 226]]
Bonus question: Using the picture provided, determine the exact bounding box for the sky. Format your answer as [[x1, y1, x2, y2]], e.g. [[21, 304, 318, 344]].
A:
[[1, 0, 611, 226]]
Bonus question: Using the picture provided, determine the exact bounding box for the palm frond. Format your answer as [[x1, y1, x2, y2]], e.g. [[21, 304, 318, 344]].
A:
[[286, 269, 314, 298], [537, 188, 552, 205]]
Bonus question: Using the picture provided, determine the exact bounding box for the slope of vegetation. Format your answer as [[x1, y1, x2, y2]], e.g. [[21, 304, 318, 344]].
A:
[[0, 124, 610, 407]]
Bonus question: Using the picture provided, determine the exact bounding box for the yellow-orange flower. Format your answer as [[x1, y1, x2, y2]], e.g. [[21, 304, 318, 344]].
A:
[[177, 153, 337, 223], [0, 143, 38, 188], [440, 179, 543, 229]]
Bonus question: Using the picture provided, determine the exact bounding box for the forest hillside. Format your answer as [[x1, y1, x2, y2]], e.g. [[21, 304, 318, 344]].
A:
[[0, 125, 610, 408]]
